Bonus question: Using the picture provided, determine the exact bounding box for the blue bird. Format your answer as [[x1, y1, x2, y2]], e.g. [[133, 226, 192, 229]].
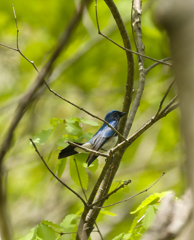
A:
[[58, 110, 127, 166]]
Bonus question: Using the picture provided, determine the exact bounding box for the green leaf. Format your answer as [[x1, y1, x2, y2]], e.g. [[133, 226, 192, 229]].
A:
[[18, 227, 37, 240], [80, 117, 100, 126], [20, 223, 59, 240], [129, 216, 140, 234], [83, 132, 93, 141], [58, 158, 67, 178], [57, 135, 84, 148], [47, 149, 53, 162], [69, 157, 88, 189], [65, 117, 79, 123], [42, 220, 64, 232], [57, 131, 85, 149], [123, 233, 132, 239], [74, 153, 88, 163], [56, 138, 69, 148], [36, 223, 58, 240], [31, 129, 53, 145], [100, 209, 116, 216], [65, 121, 83, 136], [130, 191, 171, 214], [142, 205, 156, 229], [112, 233, 125, 240], [86, 159, 99, 173], [50, 159, 62, 181], [50, 118, 63, 128], [129, 208, 148, 233], [60, 214, 78, 232]]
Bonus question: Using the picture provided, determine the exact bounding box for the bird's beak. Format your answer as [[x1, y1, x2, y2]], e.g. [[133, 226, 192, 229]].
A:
[[120, 112, 127, 117]]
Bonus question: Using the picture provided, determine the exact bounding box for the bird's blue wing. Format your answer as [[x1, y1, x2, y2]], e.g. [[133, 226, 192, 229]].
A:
[[89, 121, 118, 151], [86, 121, 118, 166]]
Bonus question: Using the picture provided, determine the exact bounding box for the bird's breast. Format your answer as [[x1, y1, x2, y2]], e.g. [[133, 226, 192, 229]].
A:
[[100, 135, 118, 152]]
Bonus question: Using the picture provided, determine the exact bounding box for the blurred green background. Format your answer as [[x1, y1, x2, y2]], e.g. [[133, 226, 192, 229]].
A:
[[0, 0, 184, 239]]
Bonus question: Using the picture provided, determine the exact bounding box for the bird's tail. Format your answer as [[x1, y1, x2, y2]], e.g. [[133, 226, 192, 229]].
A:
[[58, 143, 83, 159], [86, 153, 98, 167]]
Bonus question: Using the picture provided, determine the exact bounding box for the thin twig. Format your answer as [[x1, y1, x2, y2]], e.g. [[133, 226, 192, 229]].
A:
[[12, 5, 40, 73], [0, 5, 129, 144], [162, 102, 179, 115], [44, 82, 129, 143], [30, 139, 87, 206], [95, 0, 172, 67], [66, 141, 109, 158], [154, 79, 175, 119], [0, 0, 89, 165], [94, 172, 165, 209], [111, 96, 179, 155], [159, 95, 178, 117], [131, 0, 138, 53], [145, 57, 172, 75], [90, 179, 131, 207], [0, 43, 18, 51], [59, 230, 99, 235]]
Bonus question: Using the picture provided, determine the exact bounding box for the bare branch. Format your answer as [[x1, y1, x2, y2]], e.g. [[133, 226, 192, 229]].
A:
[[0, 4, 129, 145], [112, 96, 179, 155], [96, 0, 135, 137], [159, 95, 178, 116], [66, 141, 109, 158], [95, 1, 172, 67], [124, 0, 145, 135], [44, 83, 129, 143], [162, 102, 179, 115], [0, 0, 89, 163], [0, 43, 18, 51], [94, 172, 165, 209], [30, 139, 87, 206], [154, 79, 175, 119], [90, 179, 131, 207], [145, 57, 172, 75]]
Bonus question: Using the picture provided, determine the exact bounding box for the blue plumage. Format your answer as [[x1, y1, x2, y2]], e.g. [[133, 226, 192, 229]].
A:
[[58, 110, 127, 166]]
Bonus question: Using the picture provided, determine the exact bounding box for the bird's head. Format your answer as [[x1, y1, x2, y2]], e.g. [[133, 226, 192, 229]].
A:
[[104, 110, 127, 122]]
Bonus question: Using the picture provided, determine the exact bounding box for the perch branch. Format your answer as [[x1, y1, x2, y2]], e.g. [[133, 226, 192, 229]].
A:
[[66, 142, 109, 158]]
